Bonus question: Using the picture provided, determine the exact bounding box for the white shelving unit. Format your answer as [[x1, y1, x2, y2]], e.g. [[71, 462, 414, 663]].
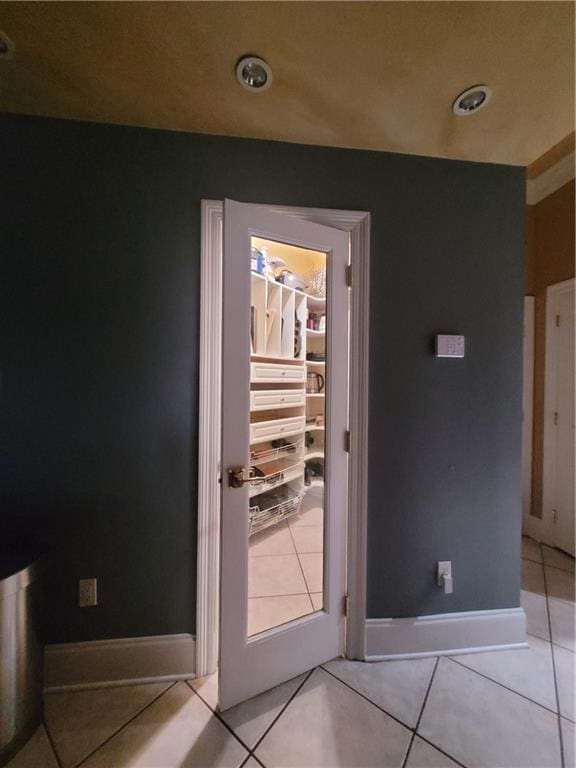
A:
[[248, 269, 326, 535]]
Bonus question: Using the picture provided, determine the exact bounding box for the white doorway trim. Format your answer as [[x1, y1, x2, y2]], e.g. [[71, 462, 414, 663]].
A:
[[521, 296, 535, 534], [196, 201, 370, 676], [541, 277, 575, 546]]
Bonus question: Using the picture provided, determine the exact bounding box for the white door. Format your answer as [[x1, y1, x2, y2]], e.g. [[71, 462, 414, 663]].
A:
[[552, 285, 575, 556], [219, 200, 349, 710]]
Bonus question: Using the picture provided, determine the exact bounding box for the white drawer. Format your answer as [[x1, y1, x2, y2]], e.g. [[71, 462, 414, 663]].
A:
[[250, 389, 306, 411], [250, 416, 305, 444], [250, 362, 306, 384]]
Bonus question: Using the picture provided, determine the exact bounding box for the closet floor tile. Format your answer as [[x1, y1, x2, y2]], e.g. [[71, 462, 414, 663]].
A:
[[522, 535, 543, 563], [554, 644, 575, 722], [298, 553, 323, 593], [522, 589, 551, 641], [404, 736, 460, 768], [248, 594, 313, 635], [542, 545, 575, 574], [290, 525, 323, 554], [546, 566, 576, 601], [549, 597, 576, 651], [249, 523, 296, 557], [522, 558, 546, 595], [248, 554, 308, 597]]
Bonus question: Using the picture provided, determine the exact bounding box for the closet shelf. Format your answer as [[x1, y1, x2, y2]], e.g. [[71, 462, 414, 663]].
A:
[[305, 450, 324, 459], [306, 328, 325, 337], [305, 425, 325, 432], [306, 393, 325, 398]]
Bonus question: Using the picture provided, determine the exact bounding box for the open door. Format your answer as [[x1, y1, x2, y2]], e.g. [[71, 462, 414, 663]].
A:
[[219, 200, 349, 710]]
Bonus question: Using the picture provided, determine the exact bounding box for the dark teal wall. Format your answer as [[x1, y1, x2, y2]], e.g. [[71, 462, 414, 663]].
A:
[[0, 114, 525, 643]]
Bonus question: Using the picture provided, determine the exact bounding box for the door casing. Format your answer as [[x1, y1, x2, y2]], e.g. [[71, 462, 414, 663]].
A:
[[541, 277, 575, 549], [196, 201, 370, 677]]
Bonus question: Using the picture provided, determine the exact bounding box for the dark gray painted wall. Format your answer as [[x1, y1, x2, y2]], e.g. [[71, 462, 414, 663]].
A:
[[0, 114, 525, 643]]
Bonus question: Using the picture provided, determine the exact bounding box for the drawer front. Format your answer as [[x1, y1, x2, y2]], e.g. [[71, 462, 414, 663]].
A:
[[250, 362, 306, 384], [250, 389, 306, 411], [250, 416, 305, 444]]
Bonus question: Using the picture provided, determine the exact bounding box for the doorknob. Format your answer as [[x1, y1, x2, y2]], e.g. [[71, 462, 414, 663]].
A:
[[227, 466, 265, 488]]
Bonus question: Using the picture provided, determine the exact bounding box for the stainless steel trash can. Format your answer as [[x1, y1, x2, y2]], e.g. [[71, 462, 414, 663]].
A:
[[0, 549, 43, 766]]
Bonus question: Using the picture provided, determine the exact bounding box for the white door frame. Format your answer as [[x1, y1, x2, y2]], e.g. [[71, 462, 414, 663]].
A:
[[521, 296, 535, 535], [541, 277, 575, 546], [196, 200, 370, 677]]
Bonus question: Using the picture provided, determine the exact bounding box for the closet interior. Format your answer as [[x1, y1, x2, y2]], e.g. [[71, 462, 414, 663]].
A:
[[247, 236, 327, 636]]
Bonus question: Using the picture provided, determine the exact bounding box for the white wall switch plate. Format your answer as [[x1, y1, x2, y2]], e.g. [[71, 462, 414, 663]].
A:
[[79, 578, 98, 608], [435, 335, 465, 358], [437, 561, 453, 594]]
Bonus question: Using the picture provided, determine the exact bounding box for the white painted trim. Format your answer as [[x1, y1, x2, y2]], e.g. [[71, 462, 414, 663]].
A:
[[196, 201, 223, 677], [522, 296, 535, 532], [44, 634, 196, 692], [527, 151, 575, 205], [198, 201, 370, 675], [365, 608, 527, 661], [541, 278, 576, 546]]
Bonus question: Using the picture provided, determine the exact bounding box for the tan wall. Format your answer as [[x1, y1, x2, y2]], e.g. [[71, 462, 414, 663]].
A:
[[528, 179, 575, 518]]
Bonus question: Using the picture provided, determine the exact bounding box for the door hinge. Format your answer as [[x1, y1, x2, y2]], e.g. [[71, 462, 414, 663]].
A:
[[343, 594, 350, 617], [554, 411, 559, 426], [344, 430, 351, 453], [556, 314, 561, 327], [345, 264, 352, 288]]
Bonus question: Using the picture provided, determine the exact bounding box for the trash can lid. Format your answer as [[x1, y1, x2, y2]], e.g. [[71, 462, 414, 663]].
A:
[[0, 542, 43, 597]]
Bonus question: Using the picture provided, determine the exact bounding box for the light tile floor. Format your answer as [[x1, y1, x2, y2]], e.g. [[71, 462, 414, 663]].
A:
[[248, 488, 324, 636], [8, 536, 574, 768]]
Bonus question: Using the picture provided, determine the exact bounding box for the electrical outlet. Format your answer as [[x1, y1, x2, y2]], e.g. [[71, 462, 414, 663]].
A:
[[79, 578, 98, 608]]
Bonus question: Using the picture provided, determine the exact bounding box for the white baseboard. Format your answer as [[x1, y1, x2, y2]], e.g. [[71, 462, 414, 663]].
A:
[[45, 633, 196, 692], [365, 608, 527, 661]]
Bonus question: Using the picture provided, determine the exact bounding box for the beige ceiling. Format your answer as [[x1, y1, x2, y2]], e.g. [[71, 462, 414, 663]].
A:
[[0, 2, 574, 166]]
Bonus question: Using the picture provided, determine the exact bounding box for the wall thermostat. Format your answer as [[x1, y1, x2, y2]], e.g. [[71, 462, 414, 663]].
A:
[[435, 335, 465, 358]]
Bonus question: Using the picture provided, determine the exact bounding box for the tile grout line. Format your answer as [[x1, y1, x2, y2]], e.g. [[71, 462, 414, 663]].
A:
[[249, 668, 315, 756], [320, 664, 418, 732], [447, 655, 560, 717], [542, 547, 567, 768], [72, 681, 178, 768], [287, 521, 316, 611], [400, 657, 439, 768], [186, 683, 254, 756], [42, 721, 64, 768]]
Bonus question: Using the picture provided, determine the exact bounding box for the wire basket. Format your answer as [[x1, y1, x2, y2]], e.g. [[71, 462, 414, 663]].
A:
[[250, 439, 303, 466], [249, 489, 304, 536]]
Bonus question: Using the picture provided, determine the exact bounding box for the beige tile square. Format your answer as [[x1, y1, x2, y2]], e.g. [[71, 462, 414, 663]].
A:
[[248, 554, 307, 597], [418, 658, 561, 768], [189, 673, 218, 710], [249, 523, 296, 556], [290, 525, 324, 553], [451, 636, 557, 712], [220, 674, 306, 749], [323, 656, 436, 728], [554, 644, 575, 722], [248, 594, 314, 635], [310, 592, 323, 611], [523, 536, 543, 563], [543, 546, 575, 574], [289, 506, 324, 527], [82, 682, 247, 767], [405, 736, 460, 768], [45, 682, 169, 768], [523, 559, 546, 595], [298, 553, 323, 593], [6, 726, 59, 768], [522, 589, 551, 641], [561, 717, 575, 768], [546, 567, 575, 602], [549, 597, 576, 651], [255, 668, 411, 767]]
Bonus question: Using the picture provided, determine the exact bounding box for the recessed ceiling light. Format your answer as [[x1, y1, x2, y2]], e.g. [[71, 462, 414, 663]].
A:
[[0, 30, 14, 59], [453, 85, 492, 116], [236, 56, 272, 92]]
